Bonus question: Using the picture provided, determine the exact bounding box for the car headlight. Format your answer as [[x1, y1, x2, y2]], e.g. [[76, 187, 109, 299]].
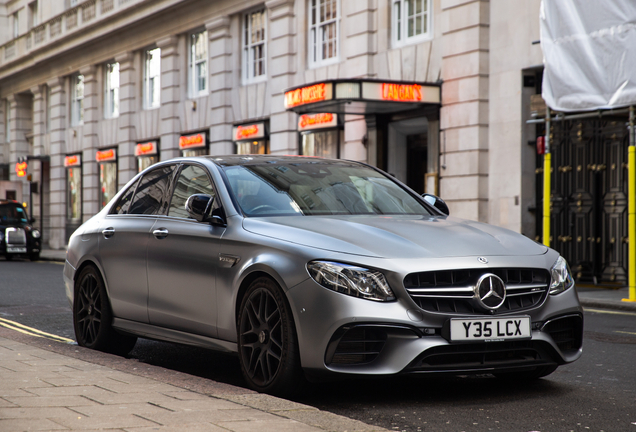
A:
[[549, 256, 574, 295], [306, 261, 395, 302], [32, 229, 41, 239]]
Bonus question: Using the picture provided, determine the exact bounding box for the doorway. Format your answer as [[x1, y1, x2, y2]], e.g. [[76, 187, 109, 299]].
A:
[[388, 118, 428, 194]]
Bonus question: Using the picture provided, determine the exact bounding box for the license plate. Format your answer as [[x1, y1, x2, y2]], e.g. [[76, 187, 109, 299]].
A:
[[7, 247, 27, 253], [450, 316, 531, 342]]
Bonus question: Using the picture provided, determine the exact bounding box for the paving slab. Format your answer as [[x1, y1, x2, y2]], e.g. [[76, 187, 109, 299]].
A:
[[0, 334, 388, 432]]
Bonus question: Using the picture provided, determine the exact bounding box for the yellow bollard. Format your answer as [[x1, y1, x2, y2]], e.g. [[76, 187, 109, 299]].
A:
[[623, 146, 636, 302], [543, 152, 551, 248]]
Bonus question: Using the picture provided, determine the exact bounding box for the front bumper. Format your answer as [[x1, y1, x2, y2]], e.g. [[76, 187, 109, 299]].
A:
[[287, 277, 583, 376]]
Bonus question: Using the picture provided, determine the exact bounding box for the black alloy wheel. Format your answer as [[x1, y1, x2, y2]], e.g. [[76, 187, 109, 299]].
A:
[[73, 266, 137, 355], [238, 277, 302, 395]]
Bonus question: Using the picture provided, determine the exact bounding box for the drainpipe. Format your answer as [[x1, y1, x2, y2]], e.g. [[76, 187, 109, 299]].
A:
[[625, 106, 636, 302], [543, 108, 551, 247]]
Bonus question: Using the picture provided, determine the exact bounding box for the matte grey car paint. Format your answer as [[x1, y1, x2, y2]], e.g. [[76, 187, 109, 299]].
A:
[[64, 156, 583, 378]]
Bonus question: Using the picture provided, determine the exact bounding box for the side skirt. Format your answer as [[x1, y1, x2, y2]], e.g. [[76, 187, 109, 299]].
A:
[[112, 318, 238, 353]]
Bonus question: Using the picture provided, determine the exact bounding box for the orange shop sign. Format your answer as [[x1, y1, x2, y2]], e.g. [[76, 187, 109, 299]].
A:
[[135, 141, 158, 156], [64, 154, 82, 167], [15, 161, 27, 177], [179, 133, 206, 150], [298, 113, 338, 131], [381, 83, 422, 102], [284, 83, 332, 109], [233, 123, 265, 141], [96, 148, 117, 162]]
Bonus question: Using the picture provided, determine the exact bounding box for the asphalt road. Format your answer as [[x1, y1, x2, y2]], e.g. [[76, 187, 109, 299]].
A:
[[1, 259, 636, 431]]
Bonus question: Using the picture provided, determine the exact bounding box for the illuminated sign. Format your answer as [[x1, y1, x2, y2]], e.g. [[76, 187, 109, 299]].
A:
[[15, 161, 27, 177], [64, 154, 82, 167], [96, 148, 117, 163], [298, 113, 338, 131], [284, 83, 332, 109], [362, 81, 440, 104], [233, 123, 266, 141], [179, 133, 206, 150], [381, 83, 422, 102], [135, 141, 158, 156]]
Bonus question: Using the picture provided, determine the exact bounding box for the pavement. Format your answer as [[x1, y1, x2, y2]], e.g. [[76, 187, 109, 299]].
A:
[[0, 248, 628, 432]]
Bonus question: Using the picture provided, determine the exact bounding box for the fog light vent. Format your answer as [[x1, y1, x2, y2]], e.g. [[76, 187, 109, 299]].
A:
[[326, 327, 387, 366], [542, 314, 583, 354]]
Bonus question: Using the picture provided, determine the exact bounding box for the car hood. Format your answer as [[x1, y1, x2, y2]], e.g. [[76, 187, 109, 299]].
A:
[[242, 215, 548, 258]]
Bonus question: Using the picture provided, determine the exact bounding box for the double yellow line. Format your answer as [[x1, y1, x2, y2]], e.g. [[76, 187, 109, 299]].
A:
[[0, 317, 75, 343]]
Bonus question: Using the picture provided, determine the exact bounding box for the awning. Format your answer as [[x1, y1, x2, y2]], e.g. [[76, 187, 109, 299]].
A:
[[284, 79, 441, 115]]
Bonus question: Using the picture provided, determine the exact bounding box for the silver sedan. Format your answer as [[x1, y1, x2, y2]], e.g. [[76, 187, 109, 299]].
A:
[[64, 155, 583, 395]]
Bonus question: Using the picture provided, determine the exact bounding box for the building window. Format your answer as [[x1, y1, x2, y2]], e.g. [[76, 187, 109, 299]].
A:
[[243, 9, 267, 83], [309, 0, 339, 67], [301, 130, 339, 158], [12, 12, 19, 38], [143, 47, 161, 109], [393, 0, 432, 46], [4, 99, 10, 143], [189, 30, 208, 97], [29, 1, 38, 29], [71, 74, 84, 126], [45, 85, 51, 133], [104, 62, 120, 119], [66, 165, 82, 222]]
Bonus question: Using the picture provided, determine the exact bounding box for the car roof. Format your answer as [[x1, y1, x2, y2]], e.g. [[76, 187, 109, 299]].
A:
[[198, 155, 364, 168], [0, 200, 21, 206]]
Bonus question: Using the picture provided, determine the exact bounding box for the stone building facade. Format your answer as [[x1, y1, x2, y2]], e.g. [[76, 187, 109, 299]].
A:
[[0, 0, 544, 250]]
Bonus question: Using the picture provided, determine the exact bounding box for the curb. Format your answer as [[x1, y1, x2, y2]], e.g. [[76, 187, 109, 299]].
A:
[[579, 298, 636, 313]]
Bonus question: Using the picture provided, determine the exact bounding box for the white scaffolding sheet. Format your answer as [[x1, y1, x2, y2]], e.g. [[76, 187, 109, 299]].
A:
[[541, 0, 636, 112]]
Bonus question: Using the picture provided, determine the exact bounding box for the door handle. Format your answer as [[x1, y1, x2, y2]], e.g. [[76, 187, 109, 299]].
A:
[[153, 228, 169, 239], [102, 228, 115, 239]]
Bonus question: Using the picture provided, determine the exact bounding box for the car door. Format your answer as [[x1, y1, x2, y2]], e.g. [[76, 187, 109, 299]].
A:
[[98, 165, 176, 323], [146, 163, 225, 337]]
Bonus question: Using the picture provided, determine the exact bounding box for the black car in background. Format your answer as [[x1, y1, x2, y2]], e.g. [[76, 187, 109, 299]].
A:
[[0, 200, 41, 261]]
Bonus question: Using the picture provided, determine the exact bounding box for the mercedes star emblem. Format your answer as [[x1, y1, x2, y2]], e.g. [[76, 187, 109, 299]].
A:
[[475, 273, 506, 310]]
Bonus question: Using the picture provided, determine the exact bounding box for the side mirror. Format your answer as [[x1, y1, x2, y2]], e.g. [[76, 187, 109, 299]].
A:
[[186, 194, 227, 226], [422, 193, 450, 216]]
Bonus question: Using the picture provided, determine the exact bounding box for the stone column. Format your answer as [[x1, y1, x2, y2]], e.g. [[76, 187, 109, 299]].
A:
[[116, 51, 137, 187], [7, 94, 32, 185], [46, 77, 67, 250], [206, 17, 234, 156], [439, 0, 490, 221], [29, 85, 45, 230], [157, 35, 181, 160], [80, 65, 99, 220], [266, 0, 297, 154]]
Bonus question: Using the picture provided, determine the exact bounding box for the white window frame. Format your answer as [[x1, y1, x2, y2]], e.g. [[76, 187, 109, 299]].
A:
[[71, 74, 84, 126], [29, 1, 38, 29], [104, 62, 120, 119], [242, 8, 267, 85], [189, 30, 209, 98], [308, 0, 340, 68], [392, 0, 433, 47], [12, 12, 19, 38], [143, 47, 161, 109]]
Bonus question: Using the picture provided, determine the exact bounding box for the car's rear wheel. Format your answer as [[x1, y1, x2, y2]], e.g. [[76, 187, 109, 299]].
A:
[[237, 277, 303, 396], [493, 364, 558, 380], [73, 265, 137, 356], [29, 252, 40, 261]]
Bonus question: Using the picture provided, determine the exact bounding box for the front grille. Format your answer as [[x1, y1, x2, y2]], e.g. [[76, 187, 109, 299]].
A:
[[6, 227, 26, 245], [542, 314, 583, 354], [326, 326, 387, 365], [404, 268, 550, 315], [406, 340, 557, 372]]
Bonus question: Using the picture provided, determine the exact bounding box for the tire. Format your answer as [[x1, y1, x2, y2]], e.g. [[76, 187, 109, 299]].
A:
[[73, 265, 137, 356], [5, 254, 13, 261], [29, 253, 40, 261], [493, 364, 558, 380], [237, 277, 303, 396]]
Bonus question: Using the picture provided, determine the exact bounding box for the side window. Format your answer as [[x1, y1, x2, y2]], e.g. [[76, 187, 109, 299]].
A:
[[128, 166, 175, 215], [168, 165, 216, 218], [111, 178, 139, 215]]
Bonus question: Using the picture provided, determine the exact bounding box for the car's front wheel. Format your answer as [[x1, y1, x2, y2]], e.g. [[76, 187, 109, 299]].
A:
[[237, 277, 303, 396], [73, 265, 137, 356]]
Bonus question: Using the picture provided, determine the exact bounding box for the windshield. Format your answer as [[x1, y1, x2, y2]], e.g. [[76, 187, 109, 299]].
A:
[[0, 204, 29, 225], [222, 161, 431, 216]]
